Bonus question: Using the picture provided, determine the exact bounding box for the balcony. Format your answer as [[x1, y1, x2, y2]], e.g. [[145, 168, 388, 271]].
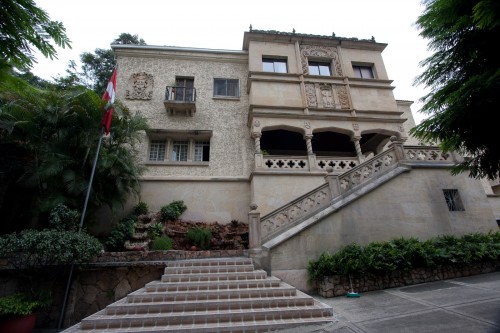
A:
[[164, 86, 197, 116]]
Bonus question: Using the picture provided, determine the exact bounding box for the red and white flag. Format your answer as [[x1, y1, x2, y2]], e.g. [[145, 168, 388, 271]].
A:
[[102, 68, 117, 135]]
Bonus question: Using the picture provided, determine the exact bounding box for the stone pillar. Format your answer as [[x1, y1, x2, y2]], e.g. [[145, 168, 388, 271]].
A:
[[352, 136, 363, 163], [324, 167, 341, 197], [304, 134, 314, 155], [248, 203, 261, 252], [252, 132, 262, 154], [388, 135, 406, 161]]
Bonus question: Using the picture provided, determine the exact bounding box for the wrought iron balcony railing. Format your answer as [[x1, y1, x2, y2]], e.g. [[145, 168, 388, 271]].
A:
[[164, 86, 197, 116]]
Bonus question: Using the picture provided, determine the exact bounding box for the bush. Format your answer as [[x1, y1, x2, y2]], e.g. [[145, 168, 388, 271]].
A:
[[186, 227, 212, 250], [0, 229, 103, 268], [48, 204, 80, 231], [150, 236, 173, 251], [148, 222, 164, 239], [134, 201, 149, 216], [307, 231, 500, 282], [0, 293, 50, 316], [104, 216, 137, 251], [160, 200, 187, 222]]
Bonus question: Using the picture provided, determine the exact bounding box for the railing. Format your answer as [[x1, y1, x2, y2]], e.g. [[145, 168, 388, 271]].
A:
[[316, 157, 358, 173], [165, 86, 196, 102], [259, 155, 359, 173], [249, 142, 460, 251], [262, 156, 308, 169]]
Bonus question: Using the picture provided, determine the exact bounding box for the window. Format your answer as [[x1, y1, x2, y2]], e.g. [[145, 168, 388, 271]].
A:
[[174, 77, 195, 102], [263, 58, 287, 73], [443, 189, 465, 211], [149, 140, 166, 161], [194, 141, 210, 161], [352, 65, 374, 79], [172, 141, 189, 161], [308, 61, 331, 76], [214, 79, 239, 97], [147, 131, 212, 163]]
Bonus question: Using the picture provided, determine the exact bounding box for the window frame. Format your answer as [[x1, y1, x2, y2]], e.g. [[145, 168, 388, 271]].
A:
[[308, 61, 332, 76], [262, 57, 288, 73], [213, 78, 240, 98], [442, 189, 465, 211], [147, 131, 212, 165], [352, 64, 375, 79]]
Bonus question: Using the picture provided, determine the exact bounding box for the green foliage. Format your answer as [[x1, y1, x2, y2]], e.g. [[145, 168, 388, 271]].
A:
[[307, 231, 500, 282], [0, 229, 103, 269], [0, 0, 71, 72], [104, 216, 136, 251], [186, 227, 212, 250], [411, 0, 500, 179], [150, 236, 173, 251], [148, 222, 164, 239], [0, 292, 50, 316], [48, 204, 80, 231], [0, 78, 150, 225], [134, 201, 149, 216], [160, 200, 187, 222]]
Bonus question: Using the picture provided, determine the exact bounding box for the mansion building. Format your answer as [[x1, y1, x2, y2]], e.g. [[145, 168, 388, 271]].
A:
[[113, 29, 498, 290]]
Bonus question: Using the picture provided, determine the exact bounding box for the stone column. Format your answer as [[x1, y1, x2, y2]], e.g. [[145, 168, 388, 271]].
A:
[[252, 132, 262, 154], [352, 136, 363, 163], [304, 134, 313, 155]]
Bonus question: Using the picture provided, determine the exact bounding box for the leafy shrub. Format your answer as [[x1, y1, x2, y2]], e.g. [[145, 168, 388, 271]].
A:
[[186, 227, 212, 250], [148, 222, 164, 239], [150, 236, 173, 250], [134, 201, 149, 215], [0, 229, 103, 268], [307, 231, 500, 282], [160, 200, 187, 222], [48, 204, 80, 231], [104, 216, 137, 251], [0, 292, 50, 316]]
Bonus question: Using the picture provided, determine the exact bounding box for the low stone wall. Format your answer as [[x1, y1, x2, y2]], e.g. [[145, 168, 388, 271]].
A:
[[0, 249, 248, 329], [318, 261, 499, 297]]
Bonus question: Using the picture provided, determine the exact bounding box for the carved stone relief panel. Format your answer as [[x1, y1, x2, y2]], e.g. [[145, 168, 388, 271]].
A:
[[305, 83, 317, 107], [300, 45, 343, 76], [319, 84, 335, 108], [125, 72, 154, 100], [335, 84, 350, 109]]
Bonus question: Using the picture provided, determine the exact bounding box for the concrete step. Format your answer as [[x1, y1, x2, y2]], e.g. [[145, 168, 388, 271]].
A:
[[62, 257, 335, 333]]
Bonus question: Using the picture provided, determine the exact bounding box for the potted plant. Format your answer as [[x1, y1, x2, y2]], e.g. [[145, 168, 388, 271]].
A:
[[0, 204, 103, 331], [0, 293, 51, 333]]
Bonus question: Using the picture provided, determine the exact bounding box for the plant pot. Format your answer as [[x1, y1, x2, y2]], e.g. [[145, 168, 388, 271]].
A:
[[0, 313, 37, 333]]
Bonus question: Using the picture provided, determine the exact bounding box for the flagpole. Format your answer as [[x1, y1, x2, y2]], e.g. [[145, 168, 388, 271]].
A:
[[57, 130, 105, 331]]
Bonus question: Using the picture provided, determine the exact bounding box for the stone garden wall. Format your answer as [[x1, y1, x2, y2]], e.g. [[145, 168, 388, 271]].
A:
[[317, 261, 499, 298]]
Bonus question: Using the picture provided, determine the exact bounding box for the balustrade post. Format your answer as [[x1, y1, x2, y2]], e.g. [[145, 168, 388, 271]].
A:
[[248, 203, 262, 252], [388, 136, 406, 161], [324, 167, 341, 197]]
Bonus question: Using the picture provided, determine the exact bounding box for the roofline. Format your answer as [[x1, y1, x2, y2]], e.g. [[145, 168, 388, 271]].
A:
[[111, 44, 246, 55]]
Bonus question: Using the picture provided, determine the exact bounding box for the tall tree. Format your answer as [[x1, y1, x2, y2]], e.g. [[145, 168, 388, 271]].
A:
[[411, 0, 500, 179], [78, 33, 147, 94], [0, 76, 149, 230], [0, 0, 71, 72]]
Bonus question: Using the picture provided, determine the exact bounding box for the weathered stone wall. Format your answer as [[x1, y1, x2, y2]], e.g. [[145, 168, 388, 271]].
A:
[[317, 261, 499, 297]]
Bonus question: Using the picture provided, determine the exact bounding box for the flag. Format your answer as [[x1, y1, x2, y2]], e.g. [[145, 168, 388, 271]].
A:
[[102, 68, 117, 135]]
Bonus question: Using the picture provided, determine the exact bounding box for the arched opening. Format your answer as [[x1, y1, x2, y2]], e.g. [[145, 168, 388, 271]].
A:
[[261, 129, 307, 155], [360, 132, 394, 155], [312, 131, 356, 157]]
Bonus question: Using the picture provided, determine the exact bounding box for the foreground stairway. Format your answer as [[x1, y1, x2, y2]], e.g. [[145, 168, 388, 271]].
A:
[[63, 257, 334, 332]]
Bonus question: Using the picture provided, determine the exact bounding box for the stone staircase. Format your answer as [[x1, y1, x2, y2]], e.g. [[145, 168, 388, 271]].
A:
[[62, 257, 334, 332]]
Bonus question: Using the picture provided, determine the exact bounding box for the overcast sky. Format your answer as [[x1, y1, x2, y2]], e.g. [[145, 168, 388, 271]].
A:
[[32, 0, 431, 124]]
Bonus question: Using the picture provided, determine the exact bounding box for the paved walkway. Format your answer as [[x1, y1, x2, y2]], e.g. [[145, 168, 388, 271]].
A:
[[278, 271, 500, 333]]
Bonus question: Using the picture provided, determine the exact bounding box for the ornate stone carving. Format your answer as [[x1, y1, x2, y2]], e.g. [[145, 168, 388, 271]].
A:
[[126, 72, 154, 100], [300, 45, 343, 76], [352, 123, 359, 131], [253, 120, 260, 127], [305, 83, 317, 107], [304, 121, 311, 129], [335, 85, 350, 109], [319, 84, 335, 108]]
